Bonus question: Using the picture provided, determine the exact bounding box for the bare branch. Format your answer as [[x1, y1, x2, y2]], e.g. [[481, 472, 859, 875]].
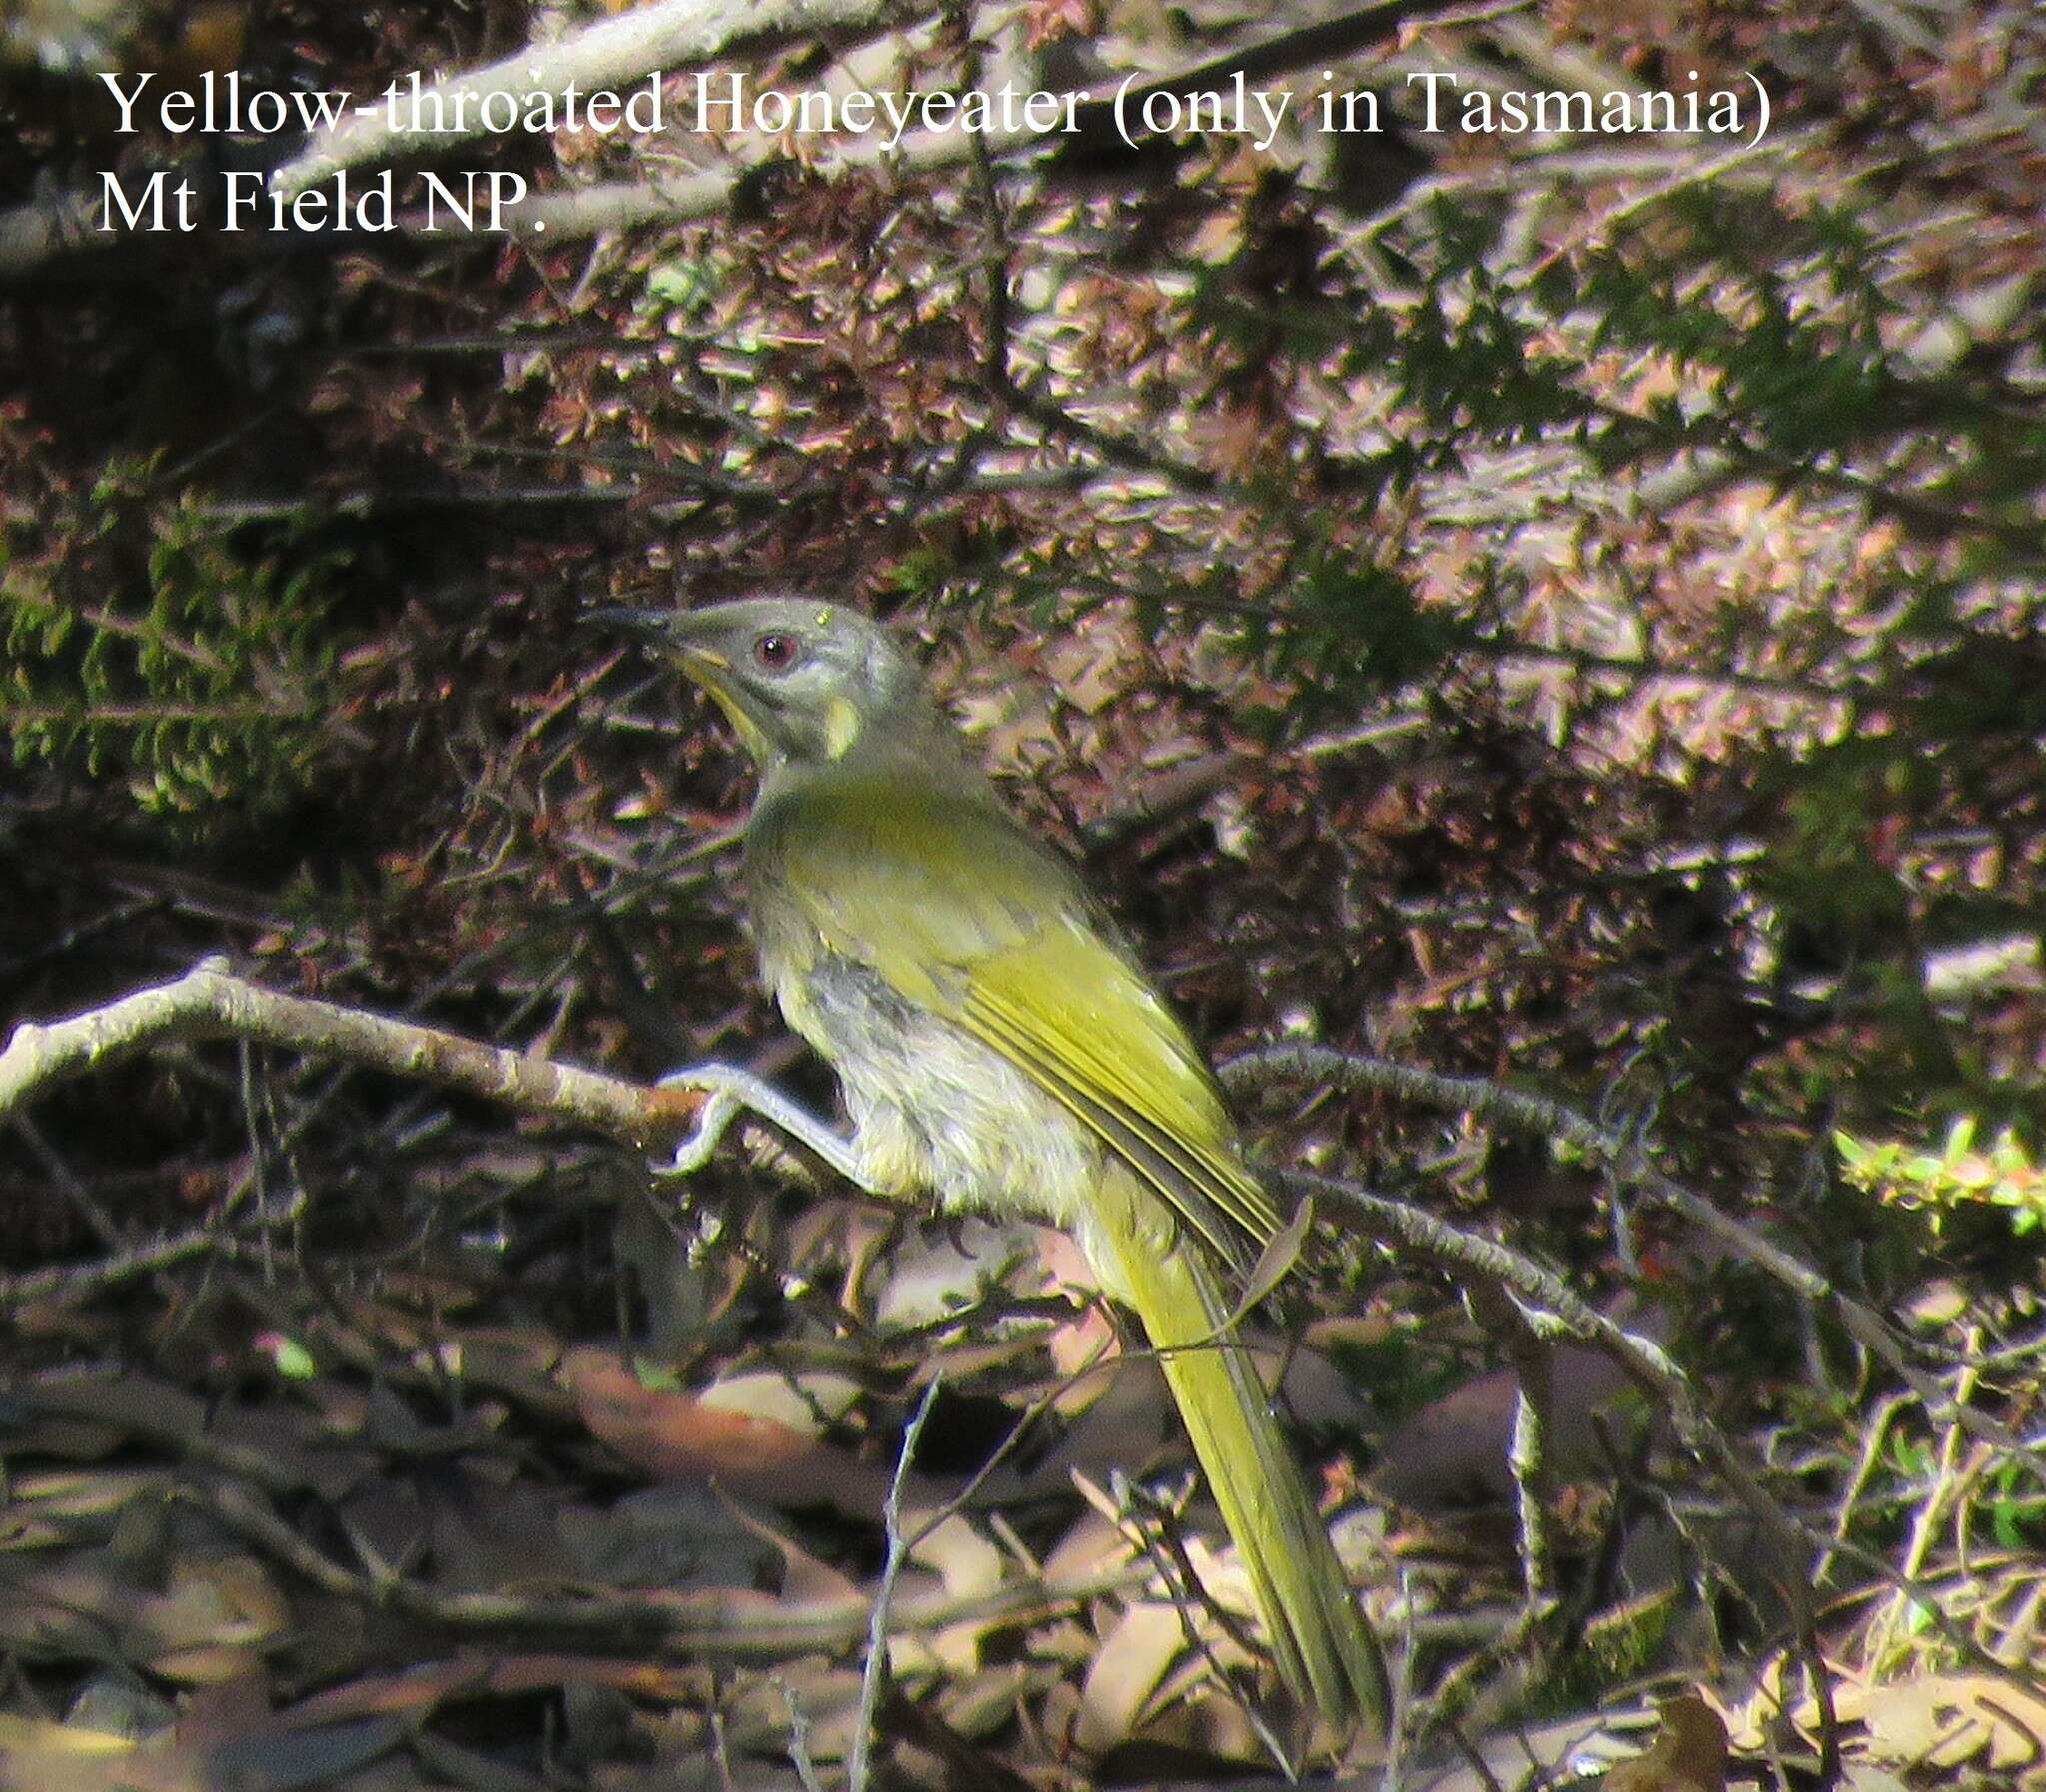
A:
[[0, 959, 698, 1152], [272, 0, 937, 198], [1278, 1171, 1815, 1602], [1222, 1045, 1914, 1369]]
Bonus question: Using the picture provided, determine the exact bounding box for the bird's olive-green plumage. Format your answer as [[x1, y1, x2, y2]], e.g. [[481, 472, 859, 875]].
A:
[[620, 596, 1386, 1727]]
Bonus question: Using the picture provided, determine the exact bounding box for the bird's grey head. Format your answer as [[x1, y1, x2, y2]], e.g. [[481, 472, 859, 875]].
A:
[[600, 596, 938, 773]]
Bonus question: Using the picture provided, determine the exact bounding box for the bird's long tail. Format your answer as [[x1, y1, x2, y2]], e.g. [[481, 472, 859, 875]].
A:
[[1083, 1163, 1389, 1730]]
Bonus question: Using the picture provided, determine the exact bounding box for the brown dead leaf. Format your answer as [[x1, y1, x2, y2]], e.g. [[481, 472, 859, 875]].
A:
[[1225, 1193, 1314, 1328], [723, 1657, 867, 1762], [1377, 1341, 1639, 1510], [906, 1510, 1007, 1676], [1826, 1670, 2046, 1773], [695, 1368, 862, 1433], [1076, 1601, 1188, 1753], [1040, 1504, 1134, 1587], [563, 1346, 848, 1489], [1041, 618, 1136, 717], [0, 1707, 404, 1792], [0, 1716, 136, 1760], [0, 1552, 287, 1682], [561, 1346, 923, 1518], [717, 1499, 865, 1604], [281, 1651, 701, 1726]]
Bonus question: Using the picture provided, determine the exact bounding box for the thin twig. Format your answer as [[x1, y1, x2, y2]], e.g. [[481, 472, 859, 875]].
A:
[[0, 1201, 304, 1313], [187, 1473, 1143, 1654], [1228, 1045, 2046, 1486], [1277, 1168, 1825, 1683], [778, 1677, 830, 1792], [848, 1376, 944, 1792], [1467, 1279, 1561, 1622], [1223, 1047, 1904, 1363]]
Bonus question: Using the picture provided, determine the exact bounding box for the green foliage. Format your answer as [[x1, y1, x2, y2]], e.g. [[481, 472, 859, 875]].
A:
[[1836, 1118, 2046, 1236], [1753, 737, 1917, 948], [1395, 212, 1591, 447], [1985, 1457, 2046, 1549], [641, 248, 732, 319], [1560, 188, 1899, 465], [1270, 553, 1462, 708], [0, 459, 346, 823], [265, 1335, 320, 1380]]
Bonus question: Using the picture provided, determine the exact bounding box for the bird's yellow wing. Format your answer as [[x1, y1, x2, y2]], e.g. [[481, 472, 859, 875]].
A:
[[748, 772, 1281, 1262]]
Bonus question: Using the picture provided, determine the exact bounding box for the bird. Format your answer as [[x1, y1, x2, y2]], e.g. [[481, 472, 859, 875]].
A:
[[604, 595, 1387, 1729], [1597, 1694, 1728, 1792]]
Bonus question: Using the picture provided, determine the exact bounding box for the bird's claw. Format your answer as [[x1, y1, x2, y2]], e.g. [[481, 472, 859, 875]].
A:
[[654, 1085, 738, 1178]]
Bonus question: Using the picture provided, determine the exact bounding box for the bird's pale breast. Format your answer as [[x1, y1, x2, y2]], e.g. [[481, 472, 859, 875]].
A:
[[773, 947, 1105, 1238]]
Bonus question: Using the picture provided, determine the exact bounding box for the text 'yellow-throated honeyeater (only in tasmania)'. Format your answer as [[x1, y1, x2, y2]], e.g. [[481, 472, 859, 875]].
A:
[[608, 598, 1386, 1728]]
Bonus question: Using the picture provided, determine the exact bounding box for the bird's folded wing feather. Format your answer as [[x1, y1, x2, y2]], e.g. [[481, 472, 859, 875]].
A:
[[750, 776, 1281, 1261]]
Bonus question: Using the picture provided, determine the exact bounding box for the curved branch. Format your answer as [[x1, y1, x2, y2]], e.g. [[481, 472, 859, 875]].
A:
[[0, 959, 698, 1151], [1223, 1044, 1912, 1368], [1282, 1168, 1826, 1689]]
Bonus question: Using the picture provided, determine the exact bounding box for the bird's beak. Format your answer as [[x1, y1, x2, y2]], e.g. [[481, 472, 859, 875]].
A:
[[586, 607, 733, 675], [584, 605, 669, 645], [587, 608, 768, 763]]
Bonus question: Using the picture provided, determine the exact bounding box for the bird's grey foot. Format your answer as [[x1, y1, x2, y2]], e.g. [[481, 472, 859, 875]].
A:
[[653, 1063, 876, 1190]]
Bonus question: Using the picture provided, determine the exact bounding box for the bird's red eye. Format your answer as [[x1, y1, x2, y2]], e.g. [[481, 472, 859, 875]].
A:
[[752, 631, 800, 672]]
